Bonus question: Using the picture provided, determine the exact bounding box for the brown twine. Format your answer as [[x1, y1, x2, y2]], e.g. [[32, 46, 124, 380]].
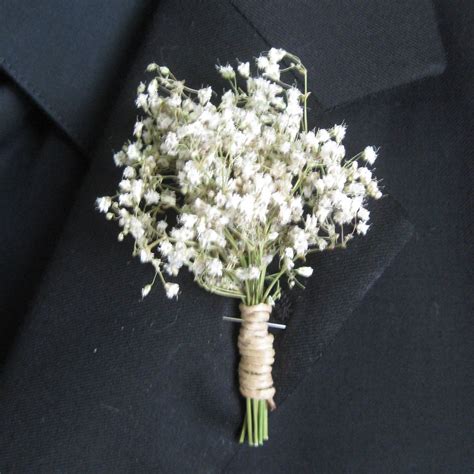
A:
[[238, 303, 276, 410]]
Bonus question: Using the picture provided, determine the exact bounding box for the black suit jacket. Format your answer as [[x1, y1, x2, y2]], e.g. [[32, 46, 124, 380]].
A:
[[0, 1, 472, 472]]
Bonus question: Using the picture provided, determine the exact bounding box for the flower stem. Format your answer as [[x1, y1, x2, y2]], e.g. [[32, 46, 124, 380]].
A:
[[252, 398, 259, 446], [264, 401, 269, 440], [239, 398, 270, 446], [239, 412, 247, 444], [246, 397, 253, 446]]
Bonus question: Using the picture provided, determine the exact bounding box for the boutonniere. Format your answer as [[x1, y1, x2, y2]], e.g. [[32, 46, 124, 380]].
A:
[[96, 48, 382, 446]]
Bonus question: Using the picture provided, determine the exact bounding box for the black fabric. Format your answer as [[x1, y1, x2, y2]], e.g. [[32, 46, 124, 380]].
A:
[[231, 0, 446, 109], [0, 74, 86, 361], [0, 0, 153, 151], [0, 0, 472, 472]]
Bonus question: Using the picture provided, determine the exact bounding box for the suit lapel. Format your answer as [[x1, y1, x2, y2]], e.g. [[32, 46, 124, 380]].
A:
[[272, 198, 413, 405], [0, 0, 154, 152], [231, 0, 446, 110], [0, 0, 446, 152]]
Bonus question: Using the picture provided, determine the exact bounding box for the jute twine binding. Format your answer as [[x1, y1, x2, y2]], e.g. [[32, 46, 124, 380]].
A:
[[238, 303, 276, 410]]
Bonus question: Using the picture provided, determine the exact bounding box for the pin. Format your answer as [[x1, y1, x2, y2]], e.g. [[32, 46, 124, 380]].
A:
[[222, 316, 286, 330]]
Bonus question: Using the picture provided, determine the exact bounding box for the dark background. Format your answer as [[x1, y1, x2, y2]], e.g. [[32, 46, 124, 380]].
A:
[[0, 1, 472, 472]]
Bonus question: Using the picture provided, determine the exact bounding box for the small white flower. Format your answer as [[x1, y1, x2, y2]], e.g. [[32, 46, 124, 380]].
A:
[[263, 62, 280, 81], [367, 181, 382, 199], [237, 61, 250, 78], [217, 64, 235, 80], [315, 128, 330, 143], [147, 79, 158, 96], [127, 143, 141, 161], [358, 167, 372, 185], [135, 93, 148, 110], [256, 55, 269, 70], [133, 121, 144, 138], [161, 190, 176, 207], [156, 220, 168, 232], [131, 179, 144, 202], [96, 197, 111, 213], [168, 94, 182, 108], [162, 132, 179, 156], [235, 266, 260, 281], [159, 66, 170, 76], [164, 282, 180, 299], [295, 267, 313, 277], [198, 87, 213, 105], [268, 47, 286, 63], [356, 221, 370, 235], [358, 207, 370, 222], [285, 247, 294, 259], [123, 166, 136, 179], [362, 146, 377, 165], [144, 190, 160, 205], [159, 240, 173, 256], [332, 124, 346, 143], [140, 248, 153, 263], [118, 193, 133, 208], [146, 63, 158, 72], [113, 151, 126, 167], [207, 258, 223, 277]]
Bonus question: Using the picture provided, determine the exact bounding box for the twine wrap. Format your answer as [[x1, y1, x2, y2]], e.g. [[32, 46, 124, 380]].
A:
[[238, 303, 276, 409]]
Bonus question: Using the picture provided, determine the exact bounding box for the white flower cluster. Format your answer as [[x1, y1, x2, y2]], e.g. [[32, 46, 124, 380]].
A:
[[97, 48, 382, 303]]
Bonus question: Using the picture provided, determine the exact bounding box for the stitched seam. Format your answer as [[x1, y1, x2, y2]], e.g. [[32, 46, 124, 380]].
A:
[[0, 55, 86, 151]]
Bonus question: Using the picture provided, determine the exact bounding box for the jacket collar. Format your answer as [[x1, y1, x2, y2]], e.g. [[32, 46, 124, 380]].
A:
[[0, 0, 445, 153], [0, 0, 154, 152]]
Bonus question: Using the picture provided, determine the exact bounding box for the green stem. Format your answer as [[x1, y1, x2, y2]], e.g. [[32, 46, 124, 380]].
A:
[[252, 399, 259, 447], [264, 402, 269, 440], [239, 412, 247, 444], [259, 400, 264, 445], [246, 397, 253, 446]]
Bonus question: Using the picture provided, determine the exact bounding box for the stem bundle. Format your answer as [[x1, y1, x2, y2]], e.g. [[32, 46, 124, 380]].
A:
[[237, 303, 276, 446]]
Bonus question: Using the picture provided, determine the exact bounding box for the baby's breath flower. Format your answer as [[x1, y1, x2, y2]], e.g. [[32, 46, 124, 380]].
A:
[[332, 124, 346, 143], [237, 61, 250, 78], [256, 55, 269, 70], [159, 66, 170, 76], [362, 146, 378, 165], [207, 258, 223, 277], [268, 47, 286, 63], [140, 248, 153, 263], [98, 48, 382, 303], [217, 64, 235, 80], [295, 267, 313, 277], [146, 63, 158, 72], [356, 221, 370, 235], [144, 190, 160, 205], [198, 86, 213, 105], [164, 282, 180, 299], [315, 128, 330, 143], [96, 197, 112, 213]]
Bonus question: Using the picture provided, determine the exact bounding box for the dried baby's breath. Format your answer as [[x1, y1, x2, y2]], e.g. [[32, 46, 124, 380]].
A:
[[96, 47, 383, 447], [97, 48, 381, 304]]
